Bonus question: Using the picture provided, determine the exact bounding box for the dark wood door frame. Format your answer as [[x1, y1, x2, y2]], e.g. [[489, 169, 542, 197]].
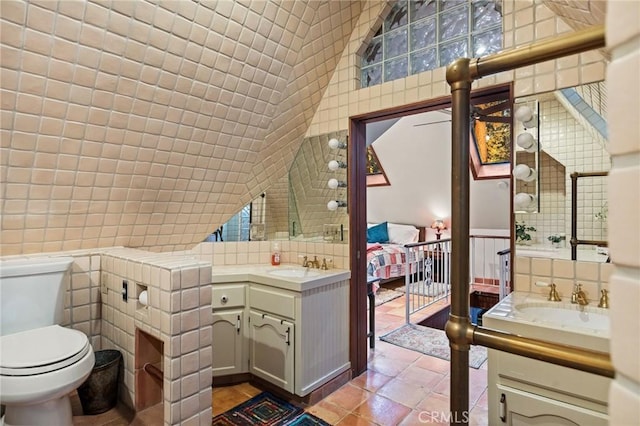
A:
[[347, 84, 513, 376]]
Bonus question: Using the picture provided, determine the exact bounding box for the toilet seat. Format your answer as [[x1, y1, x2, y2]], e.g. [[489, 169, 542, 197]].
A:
[[0, 325, 91, 376]]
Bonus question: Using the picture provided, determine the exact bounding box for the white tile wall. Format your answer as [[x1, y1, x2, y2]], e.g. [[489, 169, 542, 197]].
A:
[[606, 0, 640, 421]]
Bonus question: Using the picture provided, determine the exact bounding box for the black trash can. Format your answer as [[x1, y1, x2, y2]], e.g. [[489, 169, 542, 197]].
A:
[[77, 349, 122, 415]]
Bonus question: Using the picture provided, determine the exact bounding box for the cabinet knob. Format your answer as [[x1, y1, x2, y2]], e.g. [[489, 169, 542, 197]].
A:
[[220, 295, 228, 304]]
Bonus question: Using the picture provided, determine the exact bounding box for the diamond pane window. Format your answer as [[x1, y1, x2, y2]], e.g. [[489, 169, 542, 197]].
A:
[[360, 0, 503, 89]]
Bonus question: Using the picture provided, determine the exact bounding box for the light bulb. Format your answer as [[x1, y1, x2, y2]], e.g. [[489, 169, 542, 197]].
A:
[[514, 192, 535, 210], [516, 133, 537, 152], [328, 160, 345, 171], [327, 200, 338, 211], [523, 114, 538, 129], [328, 138, 346, 149], [328, 178, 339, 189], [515, 105, 533, 123], [513, 164, 537, 182]]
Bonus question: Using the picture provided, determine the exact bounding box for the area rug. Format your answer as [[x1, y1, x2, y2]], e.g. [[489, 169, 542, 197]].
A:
[[374, 287, 404, 306], [379, 324, 487, 369], [212, 392, 329, 426]]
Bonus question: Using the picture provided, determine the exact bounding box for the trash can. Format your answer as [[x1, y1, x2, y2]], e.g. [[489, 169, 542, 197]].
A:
[[77, 349, 122, 415]]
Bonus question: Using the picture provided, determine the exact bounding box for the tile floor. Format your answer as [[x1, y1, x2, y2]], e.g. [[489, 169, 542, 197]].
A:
[[72, 289, 489, 425]]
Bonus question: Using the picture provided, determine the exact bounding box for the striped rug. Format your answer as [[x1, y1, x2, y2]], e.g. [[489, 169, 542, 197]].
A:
[[212, 392, 329, 425]]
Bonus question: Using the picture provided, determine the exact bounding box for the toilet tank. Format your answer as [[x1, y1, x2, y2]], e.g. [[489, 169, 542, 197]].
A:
[[0, 256, 74, 336]]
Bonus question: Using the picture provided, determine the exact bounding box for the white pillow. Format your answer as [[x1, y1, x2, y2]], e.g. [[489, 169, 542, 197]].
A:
[[387, 223, 419, 244]]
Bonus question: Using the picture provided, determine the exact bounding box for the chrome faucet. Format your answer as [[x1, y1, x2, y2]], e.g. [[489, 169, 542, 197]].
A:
[[572, 284, 588, 306], [310, 256, 320, 269]]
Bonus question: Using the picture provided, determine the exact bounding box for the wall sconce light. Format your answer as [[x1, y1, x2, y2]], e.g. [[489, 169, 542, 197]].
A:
[[328, 160, 347, 171], [430, 219, 447, 240], [328, 138, 347, 149], [516, 132, 539, 153], [327, 200, 347, 211], [515, 105, 538, 129], [512, 164, 537, 182], [514, 192, 537, 211], [327, 178, 347, 189]]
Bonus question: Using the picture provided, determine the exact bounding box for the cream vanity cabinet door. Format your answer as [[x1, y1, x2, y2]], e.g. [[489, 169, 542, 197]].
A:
[[212, 284, 248, 377], [248, 310, 295, 393], [496, 385, 608, 425]]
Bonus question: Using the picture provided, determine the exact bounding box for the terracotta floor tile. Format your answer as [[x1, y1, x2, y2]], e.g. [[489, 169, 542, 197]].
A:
[[415, 391, 450, 414], [306, 399, 350, 425], [367, 354, 410, 377], [470, 405, 489, 426], [324, 383, 372, 412], [351, 393, 412, 425], [350, 369, 393, 393], [396, 364, 446, 389], [399, 409, 449, 426], [414, 354, 451, 375], [377, 377, 431, 408], [335, 413, 378, 426]]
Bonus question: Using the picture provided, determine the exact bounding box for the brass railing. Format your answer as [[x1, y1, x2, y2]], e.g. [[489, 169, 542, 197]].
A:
[[445, 25, 613, 423], [570, 171, 609, 260]]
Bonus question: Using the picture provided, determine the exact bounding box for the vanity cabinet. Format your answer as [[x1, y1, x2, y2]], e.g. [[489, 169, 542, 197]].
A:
[[211, 270, 350, 397], [212, 284, 248, 376], [248, 310, 295, 393], [488, 350, 609, 425]]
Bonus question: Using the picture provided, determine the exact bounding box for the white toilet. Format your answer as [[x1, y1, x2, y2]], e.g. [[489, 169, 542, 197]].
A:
[[0, 257, 95, 426]]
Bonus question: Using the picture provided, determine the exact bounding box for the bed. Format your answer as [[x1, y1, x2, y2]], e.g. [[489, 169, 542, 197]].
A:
[[366, 222, 426, 289]]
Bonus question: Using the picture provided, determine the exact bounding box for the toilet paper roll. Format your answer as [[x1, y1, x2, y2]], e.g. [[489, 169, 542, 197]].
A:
[[139, 290, 148, 306]]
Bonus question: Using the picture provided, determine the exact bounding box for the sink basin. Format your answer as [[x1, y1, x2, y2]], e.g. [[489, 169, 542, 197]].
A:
[[514, 302, 610, 332], [267, 268, 321, 278]]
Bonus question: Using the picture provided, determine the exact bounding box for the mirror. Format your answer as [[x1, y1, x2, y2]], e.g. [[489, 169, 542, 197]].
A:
[[288, 130, 349, 243], [514, 81, 610, 262]]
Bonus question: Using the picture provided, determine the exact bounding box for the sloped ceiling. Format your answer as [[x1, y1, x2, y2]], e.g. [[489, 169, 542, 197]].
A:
[[0, 0, 363, 255], [542, 0, 606, 29]]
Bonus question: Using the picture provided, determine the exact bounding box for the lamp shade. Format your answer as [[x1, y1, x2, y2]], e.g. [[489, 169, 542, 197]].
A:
[[513, 164, 537, 182], [431, 219, 446, 231]]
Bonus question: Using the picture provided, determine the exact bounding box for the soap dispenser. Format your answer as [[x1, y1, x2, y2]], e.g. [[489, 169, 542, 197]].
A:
[[271, 242, 281, 266]]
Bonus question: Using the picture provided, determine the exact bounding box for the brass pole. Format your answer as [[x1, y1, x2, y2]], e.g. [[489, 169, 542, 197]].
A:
[[472, 25, 605, 80], [446, 25, 607, 422], [445, 58, 473, 425]]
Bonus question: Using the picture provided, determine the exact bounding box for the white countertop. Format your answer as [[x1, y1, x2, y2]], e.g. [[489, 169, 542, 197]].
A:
[[483, 291, 610, 353], [211, 264, 351, 292], [515, 245, 609, 262]]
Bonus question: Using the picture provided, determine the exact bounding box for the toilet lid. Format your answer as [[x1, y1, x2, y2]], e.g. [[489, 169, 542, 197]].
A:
[[0, 325, 91, 376]]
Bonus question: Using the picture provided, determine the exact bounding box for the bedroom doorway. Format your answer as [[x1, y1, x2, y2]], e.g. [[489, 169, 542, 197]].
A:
[[347, 84, 514, 375]]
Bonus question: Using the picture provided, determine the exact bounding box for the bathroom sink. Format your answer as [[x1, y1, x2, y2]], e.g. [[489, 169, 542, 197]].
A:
[[267, 268, 322, 278], [514, 302, 610, 332]]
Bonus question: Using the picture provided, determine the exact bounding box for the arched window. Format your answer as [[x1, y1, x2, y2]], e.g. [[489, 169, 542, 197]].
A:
[[360, 0, 502, 88]]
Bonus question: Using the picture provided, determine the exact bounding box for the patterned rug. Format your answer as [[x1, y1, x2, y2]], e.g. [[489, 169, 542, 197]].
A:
[[379, 324, 488, 369], [212, 392, 329, 426], [374, 287, 404, 306]]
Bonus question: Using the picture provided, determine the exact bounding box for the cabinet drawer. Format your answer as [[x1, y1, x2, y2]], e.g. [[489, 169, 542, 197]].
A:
[[249, 286, 296, 319], [212, 284, 245, 309]]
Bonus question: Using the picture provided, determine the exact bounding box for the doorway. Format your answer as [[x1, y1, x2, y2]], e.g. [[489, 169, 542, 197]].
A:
[[347, 84, 513, 375]]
